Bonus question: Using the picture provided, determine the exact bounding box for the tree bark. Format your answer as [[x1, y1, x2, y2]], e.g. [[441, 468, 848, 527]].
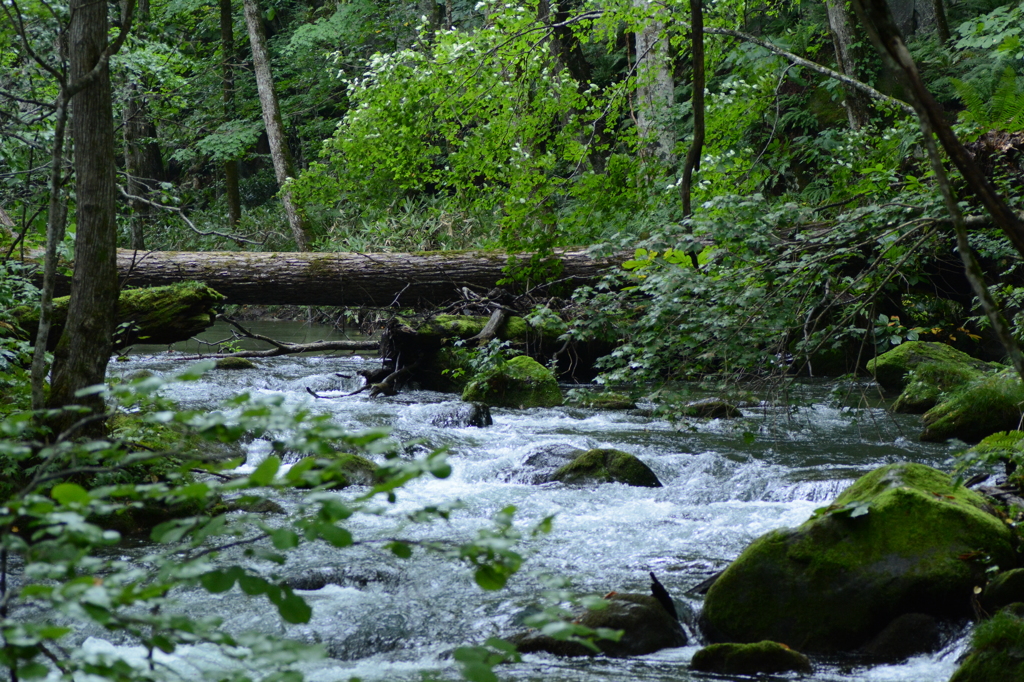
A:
[[90, 249, 622, 307], [632, 0, 676, 163], [242, 0, 312, 250], [122, 0, 161, 251], [680, 0, 705, 236], [221, 0, 241, 227], [825, 0, 871, 130], [48, 0, 124, 426]]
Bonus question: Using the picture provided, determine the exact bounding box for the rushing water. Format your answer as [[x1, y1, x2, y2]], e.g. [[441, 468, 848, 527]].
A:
[[95, 346, 971, 682]]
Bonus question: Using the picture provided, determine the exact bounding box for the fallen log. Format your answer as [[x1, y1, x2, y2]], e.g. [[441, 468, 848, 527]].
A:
[[33, 249, 621, 308], [11, 281, 224, 350]]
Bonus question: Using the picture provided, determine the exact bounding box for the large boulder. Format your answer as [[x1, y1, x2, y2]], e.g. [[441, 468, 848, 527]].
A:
[[866, 341, 995, 392], [920, 372, 1024, 443], [701, 463, 1016, 652], [427, 401, 493, 428], [891, 361, 986, 414], [462, 355, 563, 408], [949, 604, 1024, 682], [690, 641, 812, 675], [513, 592, 686, 657], [545, 448, 662, 487]]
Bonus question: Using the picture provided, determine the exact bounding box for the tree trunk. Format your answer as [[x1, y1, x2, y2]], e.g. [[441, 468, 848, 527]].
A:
[[48, 0, 122, 427], [242, 0, 312, 250], [931, 0, 950, 44], [825, 0, 872, 130], [90, 248, 622, 307], [680, 0, 705, 245], [221, 0, 241, 227], [632, 0, 676, 164]]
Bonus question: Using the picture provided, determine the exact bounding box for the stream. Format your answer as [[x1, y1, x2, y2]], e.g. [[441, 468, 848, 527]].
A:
[[94, 323, 971, 681]]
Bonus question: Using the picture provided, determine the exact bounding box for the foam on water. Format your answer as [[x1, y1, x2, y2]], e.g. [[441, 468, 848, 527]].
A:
[[83, 354, 967, 681]]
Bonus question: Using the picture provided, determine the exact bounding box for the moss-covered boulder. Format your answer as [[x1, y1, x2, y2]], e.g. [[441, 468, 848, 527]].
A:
[[867, 341, 995, 392], [679, 398, 741, 419], [690, 641, 812, 675], [513, 593, 686, 657], [567, 390, 637, 410], [701, 463, 1016, 652], [287, 453, 379, 489], [981, 569, 1024, 615], [891, 361, 986, 414], [462, 355, 563, 408], [215, 357, 256, 370], [949, 605, 1024, 682], [546, 448, 661, 487], [13, 281, 224, 350], [921, 372, 1024, 443]]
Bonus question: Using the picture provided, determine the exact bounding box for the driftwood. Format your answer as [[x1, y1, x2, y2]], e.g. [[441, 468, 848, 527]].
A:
[[30, 248, 624, 307]]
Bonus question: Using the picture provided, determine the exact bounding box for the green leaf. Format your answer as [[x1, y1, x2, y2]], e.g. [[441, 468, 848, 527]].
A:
[[474, 565, 507, 591], [51, 483, 89, 505], [239, 574, 269, 596], [319, 524, 353, 548], [200, 568, 240, 593], [249, 456, 281, 487], [387, 541, 412, 558], [17, 663, 49, 680], [270, 528, 300, 550], [275, 588, 312, 624]]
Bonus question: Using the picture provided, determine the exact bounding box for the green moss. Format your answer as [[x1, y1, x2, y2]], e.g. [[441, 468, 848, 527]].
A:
[[949, 608, 1024, 682], [567, 390, 636, 410], [921, 372, 1024, 443], [690, 641, 812, 675], [867, 341, 997, 392], [462, 355, 563, 408], [215, 357, 257, 370], [12, 281, 224, 349], [550, 448, 661, 487], [892, 362, 985, 413], [702, 463, 1016, 652]]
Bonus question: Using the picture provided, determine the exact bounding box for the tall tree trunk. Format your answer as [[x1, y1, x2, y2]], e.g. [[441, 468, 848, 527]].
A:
[[242, 0, 312, 250], [122, 0, 161, 250], [632, 0, 676, 164], [680, 0, 705, 221], [220, 0, 241, 227], [47, 0, 124, 429], [825, 0, 871, 130], [931, 0, 949, 44]]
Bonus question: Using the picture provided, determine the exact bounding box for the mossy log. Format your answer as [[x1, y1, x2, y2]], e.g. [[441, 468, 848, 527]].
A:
[[33, 248, 624, 307], [13, 281, 223, 350]]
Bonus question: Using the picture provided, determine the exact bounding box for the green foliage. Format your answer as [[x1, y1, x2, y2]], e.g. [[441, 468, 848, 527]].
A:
[[952, 66, 1024, 132], [0, 363, 549, 681]]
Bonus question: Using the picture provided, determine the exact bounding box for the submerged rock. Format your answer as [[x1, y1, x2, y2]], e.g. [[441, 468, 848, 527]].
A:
[[866, 341, 995, 392], [462, 355, 563, 408], [679, 398, 741, 419], [427, 401, 493, 428], [513, 592, 686, 657], [921, 372, 1024, 443], [567, 390, 637, 410], [690, 641, 812, 675], [701, 463, 1015, 652], [546, 448, 661, 487], [949, 604, 1024, 682]]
